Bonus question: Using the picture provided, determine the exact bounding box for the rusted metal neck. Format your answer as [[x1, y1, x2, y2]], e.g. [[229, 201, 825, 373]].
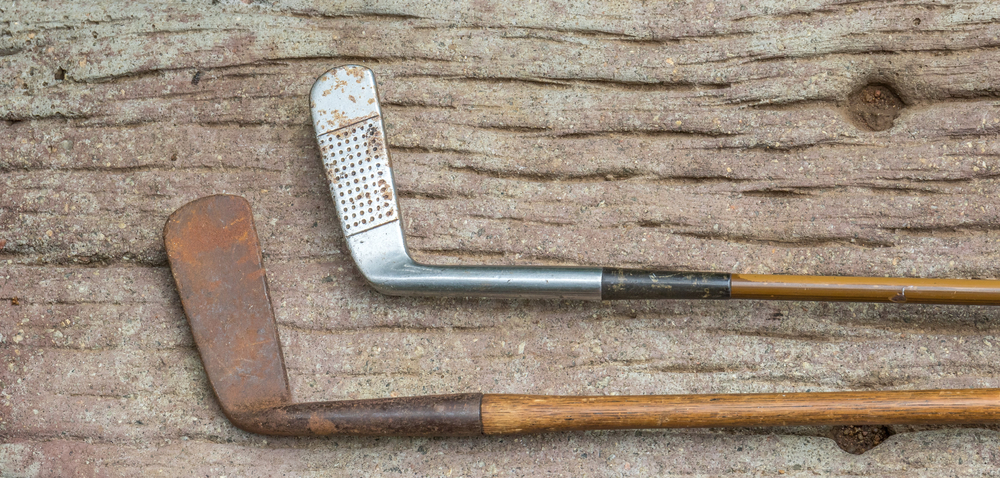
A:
[[229, 394, 483, 436]]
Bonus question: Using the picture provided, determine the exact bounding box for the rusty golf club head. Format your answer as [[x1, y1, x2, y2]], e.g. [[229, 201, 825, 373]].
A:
[[312, 65, 1000, 305], [164, 195, 482, 436]]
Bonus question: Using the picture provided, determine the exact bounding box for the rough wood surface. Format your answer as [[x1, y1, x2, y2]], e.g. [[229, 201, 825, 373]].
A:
[[3, 0, 1000, 475]]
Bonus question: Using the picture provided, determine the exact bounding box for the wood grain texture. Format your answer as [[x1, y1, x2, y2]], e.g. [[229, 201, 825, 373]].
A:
[[482, 390, 1000, 434], [3, 0, 1000, 474], [731, 274, 1000, 304]]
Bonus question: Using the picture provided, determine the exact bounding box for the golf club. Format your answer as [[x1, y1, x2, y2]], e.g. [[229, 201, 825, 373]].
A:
[[311, 65, 1000, 305], [164, 195, 1000, 436]]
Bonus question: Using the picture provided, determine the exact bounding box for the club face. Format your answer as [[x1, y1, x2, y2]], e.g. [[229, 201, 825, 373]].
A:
[[163, 195, 291, 422], [311, 66, 403, 240]]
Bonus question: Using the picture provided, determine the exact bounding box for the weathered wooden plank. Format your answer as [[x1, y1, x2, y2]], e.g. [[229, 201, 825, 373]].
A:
[[4, 0, 1000, 474]]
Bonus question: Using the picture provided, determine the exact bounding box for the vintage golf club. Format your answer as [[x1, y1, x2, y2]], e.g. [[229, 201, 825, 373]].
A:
[[312, 65, 1000, 304], [164, 195, 1000, 436]]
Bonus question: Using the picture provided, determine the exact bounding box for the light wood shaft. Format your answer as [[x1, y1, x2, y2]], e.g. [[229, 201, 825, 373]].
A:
[[481, 389, 1000, 434], [730, 274, 1000, 304]]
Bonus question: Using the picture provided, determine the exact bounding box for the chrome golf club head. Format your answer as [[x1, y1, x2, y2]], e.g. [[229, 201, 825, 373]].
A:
[[310, 66, 611, 300], [310, 66, 1000, 305]]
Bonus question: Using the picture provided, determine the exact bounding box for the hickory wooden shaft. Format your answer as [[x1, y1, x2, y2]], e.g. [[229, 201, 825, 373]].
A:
[[730, 274, 1000, 305], [481, 389, 1000, 434]]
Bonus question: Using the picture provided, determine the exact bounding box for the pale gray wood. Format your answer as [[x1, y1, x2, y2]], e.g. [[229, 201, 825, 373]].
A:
[[3, 0, 1000, 475]]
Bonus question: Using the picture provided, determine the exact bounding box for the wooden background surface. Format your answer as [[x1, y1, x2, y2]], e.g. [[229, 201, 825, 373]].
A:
[[3, 0, 1000, 475]]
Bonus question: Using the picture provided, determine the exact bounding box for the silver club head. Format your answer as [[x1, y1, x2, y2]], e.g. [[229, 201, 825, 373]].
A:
[[311, 66, 602, 300]]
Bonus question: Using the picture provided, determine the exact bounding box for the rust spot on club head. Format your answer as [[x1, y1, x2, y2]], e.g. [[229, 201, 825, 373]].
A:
[[343, 65, 367, 82], [379, 180, 393, 202]]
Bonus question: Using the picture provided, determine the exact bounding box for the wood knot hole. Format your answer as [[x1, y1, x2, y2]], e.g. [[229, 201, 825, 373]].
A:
[[845, 83, 905, 132]]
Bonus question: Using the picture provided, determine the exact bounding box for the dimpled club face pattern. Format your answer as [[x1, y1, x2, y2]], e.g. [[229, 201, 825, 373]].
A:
[[319, 118, 396, 235], [311, 66, 399, 238]]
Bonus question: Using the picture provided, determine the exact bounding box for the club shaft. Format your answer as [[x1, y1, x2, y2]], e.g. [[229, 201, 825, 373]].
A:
[[481, 389, 1000, 434], [729, 274, 1000, 305]]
